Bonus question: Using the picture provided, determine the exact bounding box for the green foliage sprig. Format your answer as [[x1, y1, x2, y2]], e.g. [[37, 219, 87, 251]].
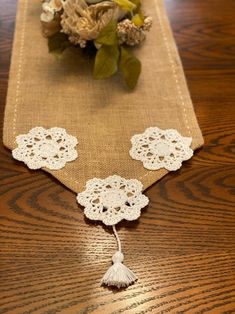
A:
[[93, 20, 141, 88], [48, 20, 141, 89]]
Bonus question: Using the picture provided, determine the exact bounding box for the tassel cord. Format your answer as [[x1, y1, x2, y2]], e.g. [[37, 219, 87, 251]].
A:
[[101, 225, 137, 288], [112, 225, 121, 252]]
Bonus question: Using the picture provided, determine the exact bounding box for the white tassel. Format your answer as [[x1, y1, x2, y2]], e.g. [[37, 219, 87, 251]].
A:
[[101, 226, 137, 289], [101, 251, 137, 288]]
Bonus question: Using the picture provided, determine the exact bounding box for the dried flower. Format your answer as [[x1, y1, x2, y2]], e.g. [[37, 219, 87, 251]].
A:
[[40, 0, 64, 22], [41, 0, 65, 37], [40, 0, 153, 88], [117, 16, 153, 46], [41, 3, 55, 22], [60, 0, 123, 47], [142, 16, 153, 32]]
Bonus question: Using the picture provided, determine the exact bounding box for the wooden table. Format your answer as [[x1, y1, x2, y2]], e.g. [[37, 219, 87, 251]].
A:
[[0, 1, 235, 313]]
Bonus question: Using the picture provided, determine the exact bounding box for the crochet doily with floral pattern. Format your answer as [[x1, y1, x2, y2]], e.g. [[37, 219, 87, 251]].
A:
[[130, 127, 193, 171], [12, 127, 78, 170], [77, 175, 149, 226]]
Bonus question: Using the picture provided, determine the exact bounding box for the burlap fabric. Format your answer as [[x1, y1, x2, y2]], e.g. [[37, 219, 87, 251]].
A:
[[3, 0, 204, 193]]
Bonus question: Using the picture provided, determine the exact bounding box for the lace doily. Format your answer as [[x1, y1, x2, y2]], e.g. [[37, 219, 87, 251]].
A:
[[12, 127, 78, 170], [130, 127, 193, 171], [77, 175, 149, 226]]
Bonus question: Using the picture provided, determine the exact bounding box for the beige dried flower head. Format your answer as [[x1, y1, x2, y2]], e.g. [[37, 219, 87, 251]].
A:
[[41, 0, 64, 22], [60, 0, 123, 47], [142, 16, 153, 32], [41, 2, 55, 22], [117, 16, 153, 46], [41, 0, 65, 37]]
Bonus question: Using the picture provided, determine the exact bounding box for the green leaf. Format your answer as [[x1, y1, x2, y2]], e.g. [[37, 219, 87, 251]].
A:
[[120, 47, 141, 89], [130, 0, 140, 6], [130, 0, 141, 12], [95, 20, 118, 46], [48, 32, 71, 54], [113, 0, 136, 12], [131, 13, 144, 27], [93, 45, 120, 79]]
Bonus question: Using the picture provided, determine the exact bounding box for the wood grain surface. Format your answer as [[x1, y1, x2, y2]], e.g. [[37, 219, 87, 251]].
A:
[[0, 0, 235, 313]]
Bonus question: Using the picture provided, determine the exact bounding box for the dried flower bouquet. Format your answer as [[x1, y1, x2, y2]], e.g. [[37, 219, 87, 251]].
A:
[[41, 0, 152, 88]]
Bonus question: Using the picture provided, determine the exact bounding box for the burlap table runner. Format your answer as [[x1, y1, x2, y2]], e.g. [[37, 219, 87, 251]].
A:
[[3, 0, 203, 193]]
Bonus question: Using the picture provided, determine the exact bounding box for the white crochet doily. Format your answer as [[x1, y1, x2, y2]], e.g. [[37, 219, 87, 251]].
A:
[[130, 127, 193, 171], [12, 127, 78, 170], [77, 175, 149, 226]]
